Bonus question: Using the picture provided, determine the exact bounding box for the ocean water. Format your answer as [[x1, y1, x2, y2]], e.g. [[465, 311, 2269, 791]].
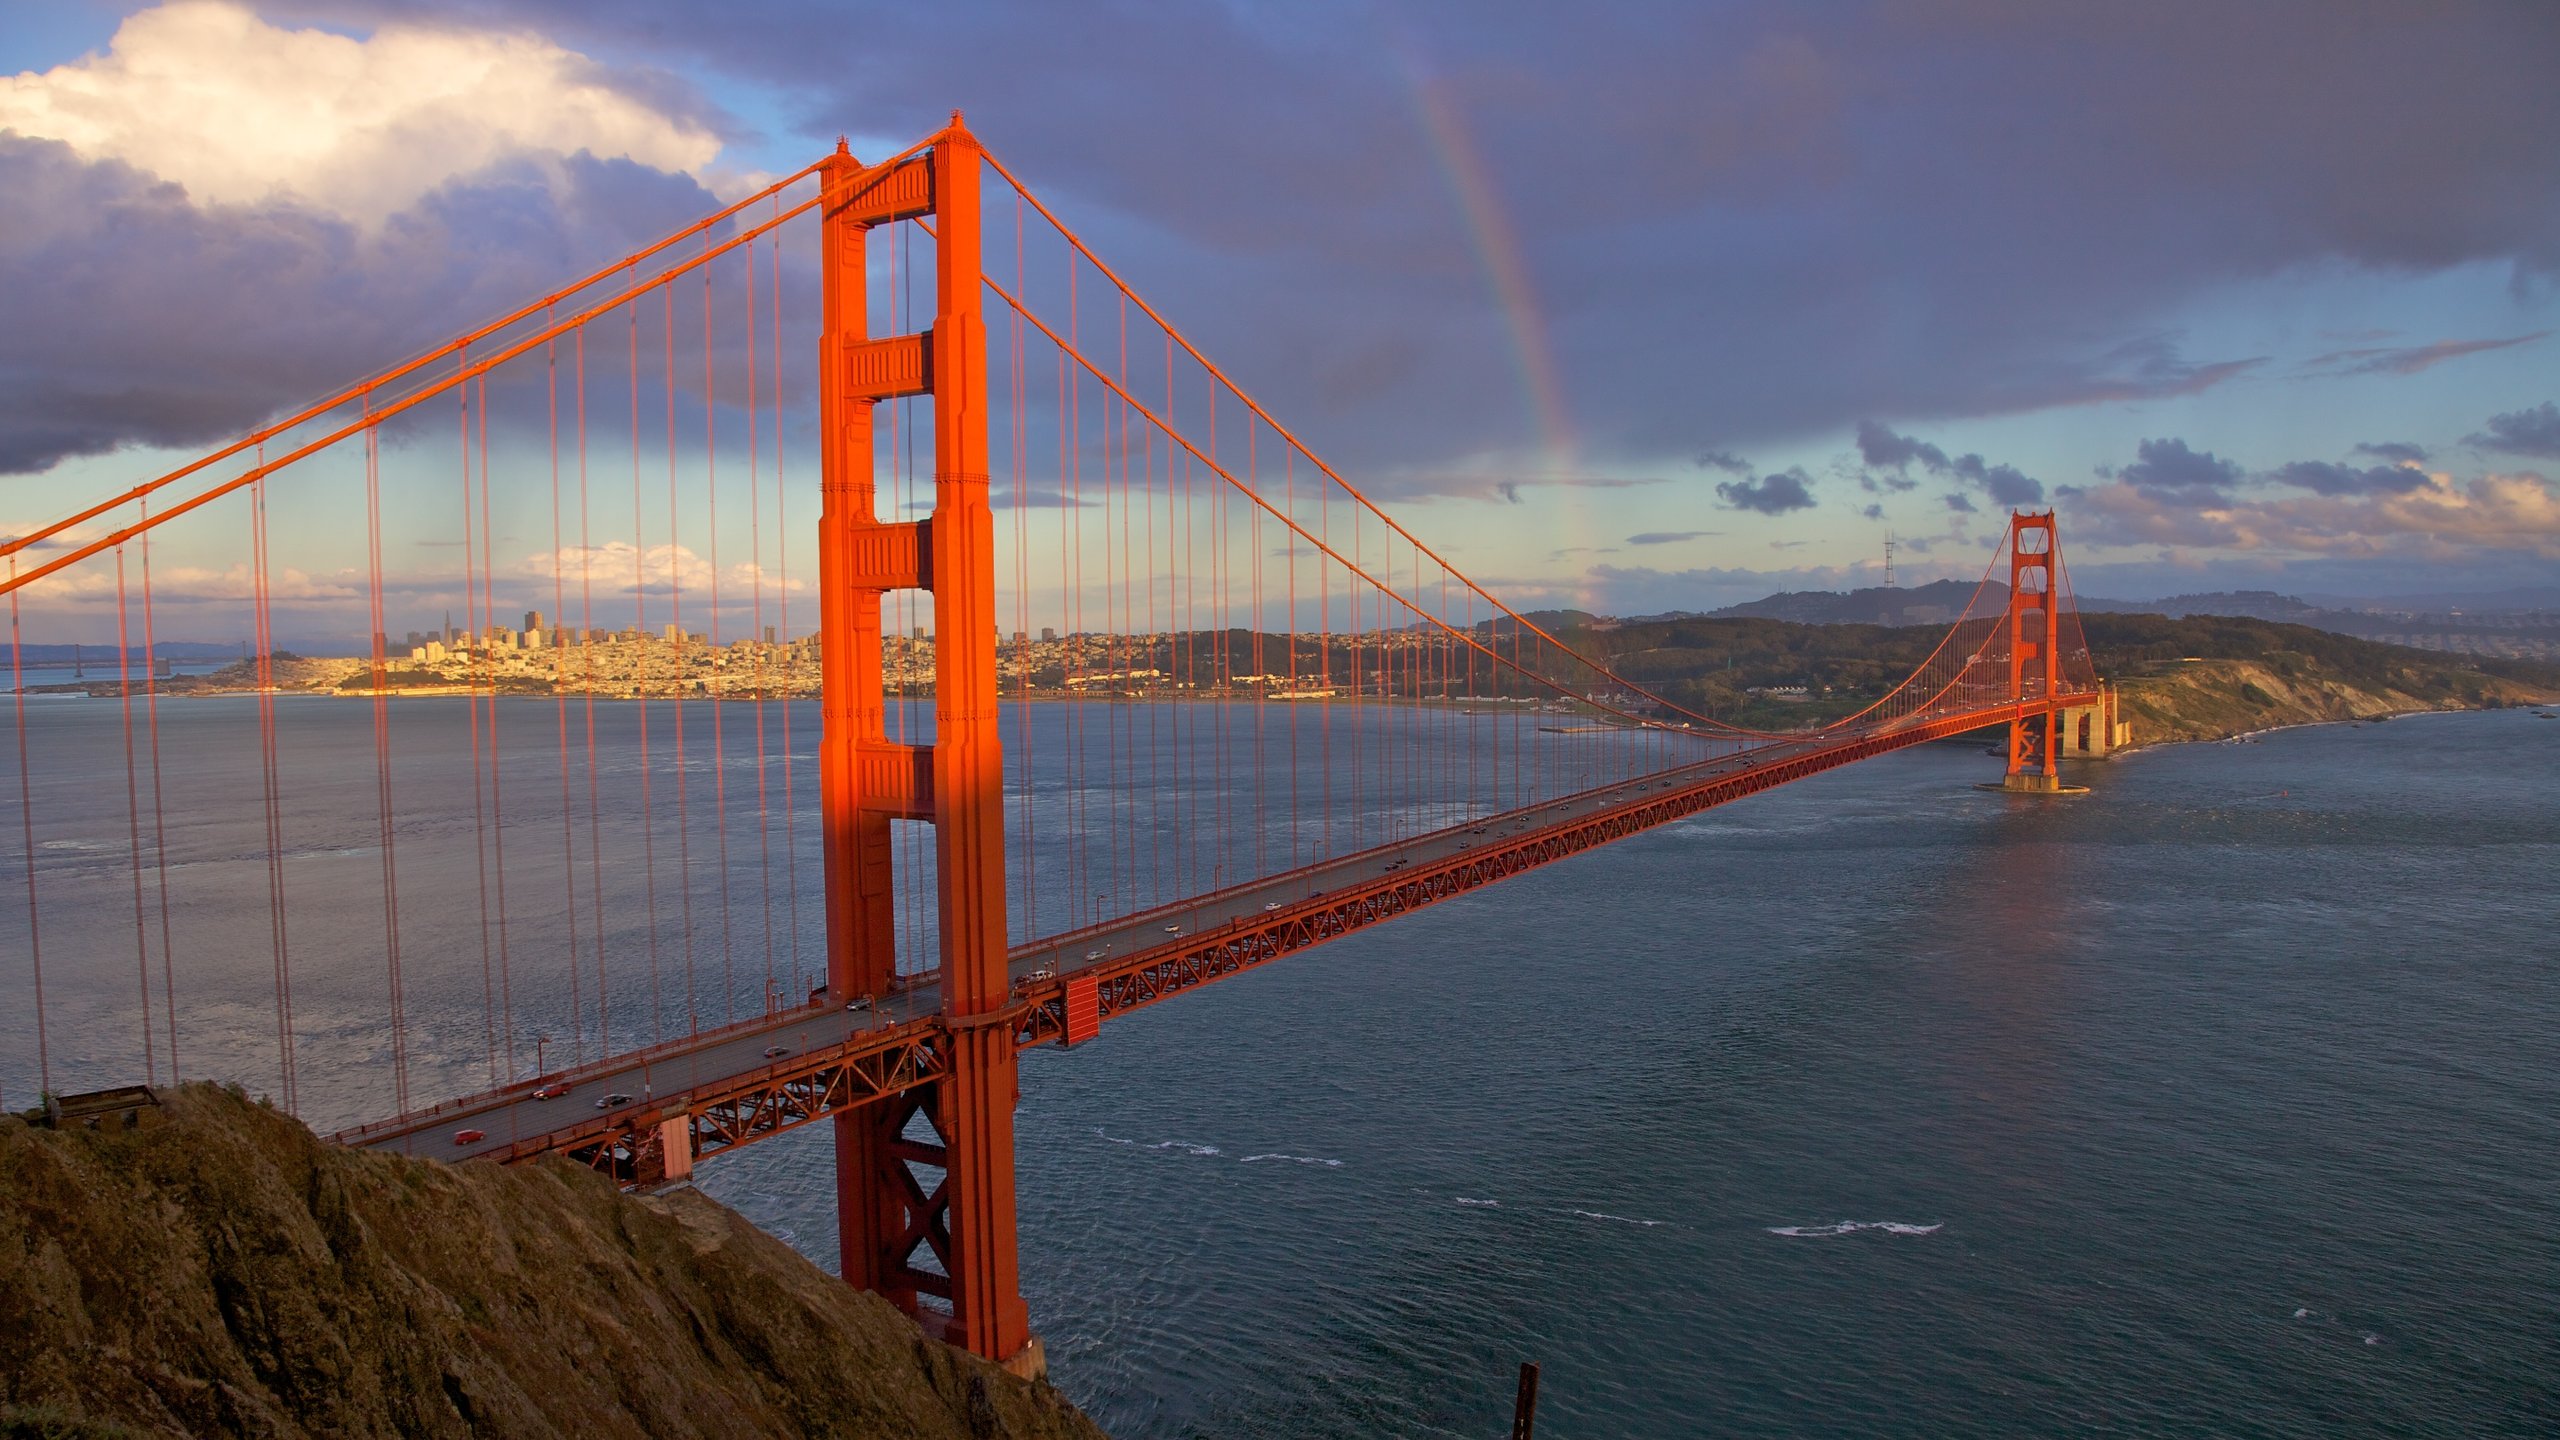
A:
[[701, 709, 2560, 1437], [7, 700, 2556, 1435]]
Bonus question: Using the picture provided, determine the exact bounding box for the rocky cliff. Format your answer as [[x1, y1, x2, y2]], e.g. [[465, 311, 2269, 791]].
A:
[[2111, 656, 2553, 748], [0, 1085, 1107, 1440]]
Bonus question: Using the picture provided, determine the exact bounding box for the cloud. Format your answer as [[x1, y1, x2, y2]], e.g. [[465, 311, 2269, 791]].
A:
[[2117, 436, 2243, 508], [2468, 401, 2560, 460], [2066, 465, 2560, 558], [2300, 332, 2548, 378], [1715, 468, 1815, 515], [2267, 460, 2430, 496], [1855, 421, 1947, 473], [1854, 421, 2043, 506], [2351, 440, 2429, 465], [1626, 530, 1711, 545], [300, 0, 2556, 473], [1859, 503, 1883, 520], [0, 132, 723, 473], [1693, 450, 1752, 474], [0, 1, 719, 224], [1943, 492, 1976, 513]]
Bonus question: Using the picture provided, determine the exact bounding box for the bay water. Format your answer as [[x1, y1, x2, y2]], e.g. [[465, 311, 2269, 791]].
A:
[[4, 697, 2553, 1435]]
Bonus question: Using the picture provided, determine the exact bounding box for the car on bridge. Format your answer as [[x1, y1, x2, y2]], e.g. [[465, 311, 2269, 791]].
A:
[[762, 1045, 791, 1059], [531, 1082, 571, 1100], [453, 1129, 484, 1146], [595, 1093, 632, 1110]]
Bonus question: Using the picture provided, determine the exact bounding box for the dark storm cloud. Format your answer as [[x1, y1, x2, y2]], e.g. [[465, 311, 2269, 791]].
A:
[[2351, 440, 2429, 465], [2468, 402, 2560, 460], [2267, 460, 2430, 496], [2300, 332, 2548, 377], [1716, 468, 1815, 515], [0, 133, 724, 473], [285, 0, 2560, 480]]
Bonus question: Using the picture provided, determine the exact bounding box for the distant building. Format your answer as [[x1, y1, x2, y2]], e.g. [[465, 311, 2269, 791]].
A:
[[1040, 627, 1058, 643], [764, 625, 777, 644], [912, 626, 927, 641], [525, 609, 545, 635], [665, 623, 683, 644]]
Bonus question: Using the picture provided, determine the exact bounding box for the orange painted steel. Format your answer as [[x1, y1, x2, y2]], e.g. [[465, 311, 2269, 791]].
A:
[[2004, 512, 2065, 787], [815, 119, 1030, 1365]]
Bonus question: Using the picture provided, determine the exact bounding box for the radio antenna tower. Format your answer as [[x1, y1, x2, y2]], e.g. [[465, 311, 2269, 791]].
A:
[[1883, 532, 1898, 589]]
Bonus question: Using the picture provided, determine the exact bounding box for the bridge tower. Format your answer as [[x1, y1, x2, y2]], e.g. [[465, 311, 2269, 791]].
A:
[[1999, 511, 2078, 793], [815, 116, 1035, 1373]]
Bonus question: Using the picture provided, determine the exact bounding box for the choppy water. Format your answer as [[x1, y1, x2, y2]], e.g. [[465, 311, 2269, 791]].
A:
[[702, 709, 2560, 1437], [9, 701, 2557, 1435]]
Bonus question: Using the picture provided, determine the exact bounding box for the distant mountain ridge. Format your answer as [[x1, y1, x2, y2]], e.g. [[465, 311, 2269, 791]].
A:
[[1672, 584, 2559, 662]]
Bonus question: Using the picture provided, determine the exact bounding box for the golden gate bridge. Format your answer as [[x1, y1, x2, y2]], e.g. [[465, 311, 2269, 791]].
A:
[[1, 117, 2112, 1376]]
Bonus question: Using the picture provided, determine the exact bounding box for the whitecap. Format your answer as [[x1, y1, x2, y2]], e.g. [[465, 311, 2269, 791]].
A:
[[1455, 1197, 1500, 1208], [1240, 1153, 1344, 1167], [1567, 1209, 1664, 1227], [1092, 1128, 1217, 1155], [2293, 1308, 2311, 1319], [1766, 1220, 1942, 1238]]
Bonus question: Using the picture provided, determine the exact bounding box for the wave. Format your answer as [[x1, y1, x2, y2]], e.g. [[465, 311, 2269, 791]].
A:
[[1093, 1127, 1219, 1157], [1765, 1221, 1941, 1238], [1454, 1197, 1500, 1208], [1240, 1153, 1343, 1167], [1566, 1209, 1665, 1227]]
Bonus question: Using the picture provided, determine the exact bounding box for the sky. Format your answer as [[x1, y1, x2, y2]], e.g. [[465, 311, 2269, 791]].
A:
[[3, 0, 2557, 645]]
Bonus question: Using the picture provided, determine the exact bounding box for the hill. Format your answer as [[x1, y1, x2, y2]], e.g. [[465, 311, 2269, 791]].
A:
[[0, 1084, 1106, 1440], [1512, 610, 2560, 739]]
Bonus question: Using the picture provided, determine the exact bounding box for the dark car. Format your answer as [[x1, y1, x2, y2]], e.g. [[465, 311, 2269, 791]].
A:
[[595, 1093, 633, 1109], [763, 1045, 791, 1059]]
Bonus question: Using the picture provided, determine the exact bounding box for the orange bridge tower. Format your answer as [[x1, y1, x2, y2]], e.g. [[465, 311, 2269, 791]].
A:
[[815, 115, 1036, 1374], [1999, 510, 2085, 794]]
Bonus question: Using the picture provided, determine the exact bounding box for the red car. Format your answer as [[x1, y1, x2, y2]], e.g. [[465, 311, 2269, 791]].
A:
[[531, 1082, 571, 1100], [453, 1129, 485, 1146]]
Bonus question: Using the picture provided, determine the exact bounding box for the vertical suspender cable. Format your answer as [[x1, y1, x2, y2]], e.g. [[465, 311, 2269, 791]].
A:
[[10, 558, 49, 1096]]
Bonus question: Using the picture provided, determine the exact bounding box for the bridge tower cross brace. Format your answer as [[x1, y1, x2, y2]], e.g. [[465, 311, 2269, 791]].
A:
[[2002, 511, 2065, 791], [815, 116, 1033, 1368]]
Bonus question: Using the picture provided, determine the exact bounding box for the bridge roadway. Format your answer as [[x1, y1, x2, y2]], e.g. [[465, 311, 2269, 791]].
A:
[[341, 697, 2059, 1180]]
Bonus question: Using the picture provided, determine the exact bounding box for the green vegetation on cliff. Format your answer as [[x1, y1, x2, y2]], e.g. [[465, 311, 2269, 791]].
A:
[[0, 1085, 1106, 1440], [1499, 610, 2560, 739]]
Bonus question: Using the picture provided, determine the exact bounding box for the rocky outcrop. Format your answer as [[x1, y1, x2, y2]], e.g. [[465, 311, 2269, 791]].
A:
[[2112, 657, 2552, 748], [0, 1085, 1106, 1440]]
